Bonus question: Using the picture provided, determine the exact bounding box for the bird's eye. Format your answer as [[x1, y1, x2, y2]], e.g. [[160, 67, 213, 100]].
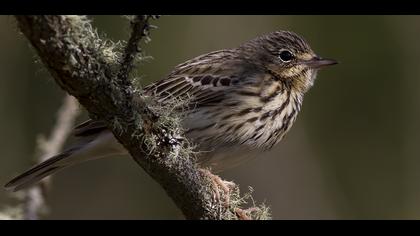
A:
[[279, 50, 294, 62]]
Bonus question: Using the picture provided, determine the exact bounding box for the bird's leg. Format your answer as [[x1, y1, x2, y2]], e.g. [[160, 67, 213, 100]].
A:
[[200, 169, 236, 207]]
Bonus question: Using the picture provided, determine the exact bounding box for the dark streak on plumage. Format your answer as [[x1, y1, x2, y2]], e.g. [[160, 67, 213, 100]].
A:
[[193, 76, 202, 83], [224, 101, 240, 107], [155, 77, 184, 94], [197, 94, 225, 106], [225, 125, 235, 133], [171, 84, 192, 98], [231, 79, 240, 85], [237, 91, 260, 97], [259, 111, 271, 121], [220, 78, 230, 86], [266, 68, 283, 82], [255, 125, 265, 133], [237, 108, 254, 117], [185, 123, 216, 134], [233, 123, 245, 132], [271, 89, 291, 121], [237, 107, 262, 117], [201, 75, 213, 85], [221, 113, 236, 120], [282, 109, 296, 131], [74, 127, 107, 137], [265, 132, 275, 144], [246, 117, 258, 123], [253, 133, 264, 141], [166, 80, 188, 94], [260, 84, 283, 103]]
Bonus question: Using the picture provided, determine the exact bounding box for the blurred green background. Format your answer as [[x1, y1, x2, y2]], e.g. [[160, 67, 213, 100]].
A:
[[1, 15, 420, 219]]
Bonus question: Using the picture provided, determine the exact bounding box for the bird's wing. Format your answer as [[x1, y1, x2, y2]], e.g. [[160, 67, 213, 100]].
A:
[[143, 49, 243, 107], [73, 49, 248, 137]]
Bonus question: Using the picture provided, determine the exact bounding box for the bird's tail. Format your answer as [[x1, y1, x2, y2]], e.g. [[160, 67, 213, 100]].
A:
[[4, 130, 126, 192], [4, 147, 83, 192]]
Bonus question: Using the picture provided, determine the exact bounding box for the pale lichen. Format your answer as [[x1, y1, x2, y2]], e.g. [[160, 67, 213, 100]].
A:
[[221, 186, 272, 220], [0, 206, 23, 220]]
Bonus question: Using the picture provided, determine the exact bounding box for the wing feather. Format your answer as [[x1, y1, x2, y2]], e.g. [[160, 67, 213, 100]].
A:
[[73, 120, 107, 137], [73, 49, 247, 138], [143, 50, 244, 107]]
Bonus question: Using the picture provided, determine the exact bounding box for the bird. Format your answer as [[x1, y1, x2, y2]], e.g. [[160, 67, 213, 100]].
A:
[[4, 30, 337, 192]]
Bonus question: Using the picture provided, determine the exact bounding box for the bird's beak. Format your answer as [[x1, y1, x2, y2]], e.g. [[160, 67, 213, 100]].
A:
[[303, 56, 338, 69]]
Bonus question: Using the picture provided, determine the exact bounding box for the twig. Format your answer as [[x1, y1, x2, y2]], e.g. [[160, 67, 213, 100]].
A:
[[23, 95, 80, 220], [117, 15, 158, 127], [117, 15, 154, 83]]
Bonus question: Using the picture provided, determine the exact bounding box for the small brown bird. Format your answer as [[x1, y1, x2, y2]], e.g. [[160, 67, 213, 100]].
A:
[[5, 30, 337, 191]]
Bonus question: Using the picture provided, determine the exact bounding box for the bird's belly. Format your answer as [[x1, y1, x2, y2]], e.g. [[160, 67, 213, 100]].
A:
[[180, 91, 302, 171], [181, 110, 260, 171]]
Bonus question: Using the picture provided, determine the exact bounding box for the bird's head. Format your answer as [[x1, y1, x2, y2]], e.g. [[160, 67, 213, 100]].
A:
[[240, 30, 337, 94]]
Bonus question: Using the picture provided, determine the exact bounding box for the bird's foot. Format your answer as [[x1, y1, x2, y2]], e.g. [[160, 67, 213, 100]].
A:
[[234, 207, 259, 220], [200, 169, 236, 207]]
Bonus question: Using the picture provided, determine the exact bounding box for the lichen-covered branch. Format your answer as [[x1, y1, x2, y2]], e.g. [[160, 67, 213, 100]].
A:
[[24, 95, 80, 220], [117, 15, 158, 83], [14, 15, 269, 220]]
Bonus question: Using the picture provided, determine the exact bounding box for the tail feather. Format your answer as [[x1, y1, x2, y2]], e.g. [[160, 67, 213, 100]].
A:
[[4, 152, 72, 192], [4, 130, 126, 192]]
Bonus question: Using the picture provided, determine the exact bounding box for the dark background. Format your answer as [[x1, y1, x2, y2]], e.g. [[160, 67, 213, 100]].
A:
[[1, 15, 419, 219]]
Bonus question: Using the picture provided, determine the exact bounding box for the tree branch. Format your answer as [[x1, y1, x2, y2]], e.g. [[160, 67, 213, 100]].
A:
[[117, 15, 157, 82], [24, 95, 80, 220], [14, 15, 269, 220]]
